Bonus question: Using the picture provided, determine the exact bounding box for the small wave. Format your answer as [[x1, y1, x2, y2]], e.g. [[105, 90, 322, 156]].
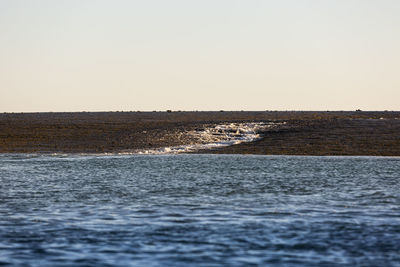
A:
[[135, 122, 284, 155]]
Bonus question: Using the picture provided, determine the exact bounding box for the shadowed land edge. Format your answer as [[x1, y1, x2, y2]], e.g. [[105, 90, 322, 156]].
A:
[[1, 111, 400, 156]]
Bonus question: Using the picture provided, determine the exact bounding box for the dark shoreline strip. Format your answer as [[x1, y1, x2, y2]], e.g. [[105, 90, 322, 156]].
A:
[[1, 111, 400, 156]]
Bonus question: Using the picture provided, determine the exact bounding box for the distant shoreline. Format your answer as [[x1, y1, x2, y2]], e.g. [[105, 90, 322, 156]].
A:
[[1, 111, 400, 156]]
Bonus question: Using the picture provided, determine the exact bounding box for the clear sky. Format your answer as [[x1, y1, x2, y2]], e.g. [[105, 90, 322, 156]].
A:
[[1, 0, 399, 112]]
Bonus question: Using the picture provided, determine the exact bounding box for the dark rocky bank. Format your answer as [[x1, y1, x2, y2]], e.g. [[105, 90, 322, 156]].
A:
[[1, 111, 399, 155]]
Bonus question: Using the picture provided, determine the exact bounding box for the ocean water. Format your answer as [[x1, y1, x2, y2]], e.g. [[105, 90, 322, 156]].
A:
[[0, 154, 399, 266]]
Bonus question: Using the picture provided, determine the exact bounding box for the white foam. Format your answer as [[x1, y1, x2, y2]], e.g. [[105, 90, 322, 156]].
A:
[[134, 122, 284, 155]]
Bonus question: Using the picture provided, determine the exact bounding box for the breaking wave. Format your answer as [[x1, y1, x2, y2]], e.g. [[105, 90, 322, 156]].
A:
[[135, 122, 284, 154]]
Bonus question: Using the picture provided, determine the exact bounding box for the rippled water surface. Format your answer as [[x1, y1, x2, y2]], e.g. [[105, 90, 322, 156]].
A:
[[0, 154, 399, 266]]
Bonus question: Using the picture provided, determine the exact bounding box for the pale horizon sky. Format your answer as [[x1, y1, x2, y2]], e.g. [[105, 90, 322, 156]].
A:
[[1, 0, 399, 112]]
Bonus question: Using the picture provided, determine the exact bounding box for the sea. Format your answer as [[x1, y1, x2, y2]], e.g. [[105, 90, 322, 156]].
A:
[[0, 154, 399, 266]]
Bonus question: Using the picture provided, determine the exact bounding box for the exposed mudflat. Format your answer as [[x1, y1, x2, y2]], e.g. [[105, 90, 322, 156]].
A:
[[1, 111, 399, 155]]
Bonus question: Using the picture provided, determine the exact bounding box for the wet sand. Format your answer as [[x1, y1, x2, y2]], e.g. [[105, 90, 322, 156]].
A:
[[1, 111, 399, 155]]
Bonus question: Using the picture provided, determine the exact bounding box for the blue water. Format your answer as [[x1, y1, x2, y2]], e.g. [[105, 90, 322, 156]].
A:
[[0, 154, 399, 266]]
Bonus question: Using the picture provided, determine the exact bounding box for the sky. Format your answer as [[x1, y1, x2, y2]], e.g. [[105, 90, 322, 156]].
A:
[[1, 0, 399, 112]]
